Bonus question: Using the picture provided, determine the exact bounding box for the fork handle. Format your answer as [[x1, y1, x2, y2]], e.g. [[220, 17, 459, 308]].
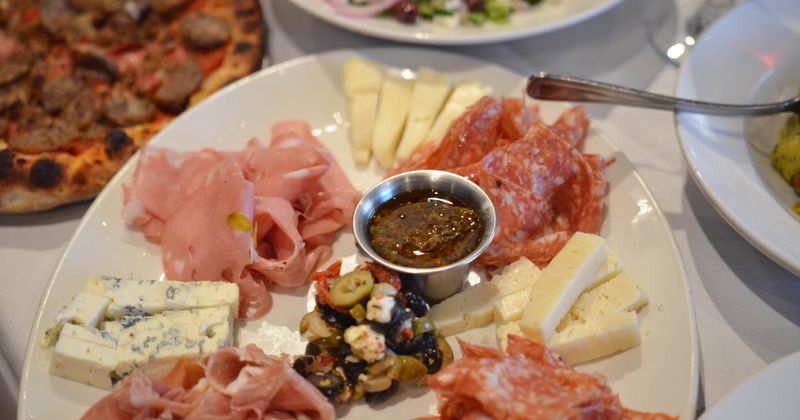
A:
[[526, 72, 796, 116]]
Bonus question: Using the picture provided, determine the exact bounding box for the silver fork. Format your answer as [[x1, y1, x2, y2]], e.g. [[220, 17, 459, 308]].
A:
[[526, 72, 800, 116]]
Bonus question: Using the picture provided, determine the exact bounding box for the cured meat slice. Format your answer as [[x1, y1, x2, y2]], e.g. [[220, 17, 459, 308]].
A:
[[240, 138, 331, 202], [427, 336, 675, 420], [82, 345, 335, 420], [551, 106, 590, 149]]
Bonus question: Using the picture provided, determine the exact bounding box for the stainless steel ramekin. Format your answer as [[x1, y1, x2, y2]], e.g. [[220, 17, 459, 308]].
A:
[[353, 170, 497, 302]]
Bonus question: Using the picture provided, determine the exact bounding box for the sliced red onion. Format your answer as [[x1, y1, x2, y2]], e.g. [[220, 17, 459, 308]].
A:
[[324, 0, 401, 18]]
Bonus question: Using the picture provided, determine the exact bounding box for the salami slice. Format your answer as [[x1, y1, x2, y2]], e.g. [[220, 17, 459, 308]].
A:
[[427, 336, 676, 420]]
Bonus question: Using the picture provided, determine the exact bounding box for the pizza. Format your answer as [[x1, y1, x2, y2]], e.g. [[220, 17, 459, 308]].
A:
[[0, 0, 264, 213]]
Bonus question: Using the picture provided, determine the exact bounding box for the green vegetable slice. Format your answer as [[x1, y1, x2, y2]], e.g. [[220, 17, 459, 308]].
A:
[[330, 270, 375, 308]]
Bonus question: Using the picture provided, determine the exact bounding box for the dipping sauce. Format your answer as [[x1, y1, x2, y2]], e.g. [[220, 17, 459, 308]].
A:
[[368, 189, 483, 268]]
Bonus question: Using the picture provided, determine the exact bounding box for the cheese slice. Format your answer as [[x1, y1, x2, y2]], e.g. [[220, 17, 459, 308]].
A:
[[559, 271, 647, 330], [491, 257, 542, 296], [343, 58, 383, 165], [519, 232, 607, 341], [394, 67, 451, 163], [548, 311, 641, 365], [371, 76, 414, 169], [425, 81, 491, 147], [50, 324, 118, 390], [493, 287, 530, 324], [496, 321, 522, 351], [85, 277, 239, 320], [590, 248, 623, 289], [429, 281, 497, 336], [107, 307, 233, 378], [42, 292, 111, 347]]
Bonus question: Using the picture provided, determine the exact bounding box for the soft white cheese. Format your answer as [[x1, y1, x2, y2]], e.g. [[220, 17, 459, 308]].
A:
[[491, 257, 542, 297], [428, 281, 497, 336], [50, 324, 118, 390], [371, 76, 414, 169], [394, 67, 452, 163], [370, 282, 398, 298], [366, 295, 396, 323], [426, 81, 491, 147], [42, 292, 111, 347], [85, 276, 239, 319], [344, 325, 385, 363], [519, 232, 608, 341], [548, 311, 641, 365], [343, 58, 383, 165], [107, 307, 233, 378]]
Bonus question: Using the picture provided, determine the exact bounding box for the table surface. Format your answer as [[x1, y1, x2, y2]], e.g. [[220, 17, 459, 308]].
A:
[[3, 0, 799, 417]]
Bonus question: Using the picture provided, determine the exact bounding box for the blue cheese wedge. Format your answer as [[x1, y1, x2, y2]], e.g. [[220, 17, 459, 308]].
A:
[[85, 277, 239, 320], [428, 281, 497, 336], [42, 292, 111, 347], [519, 233, 608, 341], [548, 311, 641, 365], [50, 324, 119, 390], [106, 307, 233, 378]]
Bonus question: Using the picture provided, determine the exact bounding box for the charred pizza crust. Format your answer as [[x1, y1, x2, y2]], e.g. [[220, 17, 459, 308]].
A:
[[0, 0, 264, 214]]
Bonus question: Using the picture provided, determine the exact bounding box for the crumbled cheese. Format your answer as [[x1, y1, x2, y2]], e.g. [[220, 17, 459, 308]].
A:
[[371, 283, 398, 298], [344, 325, 385, 363], [366, 295, 396, 323]]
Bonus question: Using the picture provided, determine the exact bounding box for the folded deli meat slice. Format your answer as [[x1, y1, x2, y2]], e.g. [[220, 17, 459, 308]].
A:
[[426, 335, 675, 420], [393, 97, 606, 267], [82, 345, 335, 420], [123, 121, 360, 319]]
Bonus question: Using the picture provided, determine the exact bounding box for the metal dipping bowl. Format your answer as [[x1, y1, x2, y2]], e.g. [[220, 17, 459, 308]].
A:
[[353, 170, 497, 302]]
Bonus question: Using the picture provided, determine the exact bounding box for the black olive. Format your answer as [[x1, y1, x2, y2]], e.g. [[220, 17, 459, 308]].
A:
[[390, 332, 442, 373], [337, 344, 367, 384], [365, 379, 399, 404], [403, 289, 429, 317], [306, 342, 322, 356], [319, 303, 356, 330], [373, 308, 413, 345], [306, 372, 345, 398], [420, 344, 443, 373], [292, 355, 316, 377]]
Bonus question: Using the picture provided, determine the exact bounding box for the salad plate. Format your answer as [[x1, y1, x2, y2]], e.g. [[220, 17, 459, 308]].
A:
[[19, 47, 697, 419], [675, 0, 800, 276], [286, 0, 622, 45]]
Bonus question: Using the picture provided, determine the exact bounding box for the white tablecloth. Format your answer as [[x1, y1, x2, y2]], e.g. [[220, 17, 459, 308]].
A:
[[3, 0, 799, 417]]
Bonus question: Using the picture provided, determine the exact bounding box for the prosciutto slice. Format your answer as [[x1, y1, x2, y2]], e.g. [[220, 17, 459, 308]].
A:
[[123, 121, 360, 319], [82, 345, 335, 420], [426, 336, 675, 420], [392, 97, 607, 267]]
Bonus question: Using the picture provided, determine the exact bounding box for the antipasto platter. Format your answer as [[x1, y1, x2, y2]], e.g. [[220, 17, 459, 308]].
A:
[[19, 48, 698, 419]]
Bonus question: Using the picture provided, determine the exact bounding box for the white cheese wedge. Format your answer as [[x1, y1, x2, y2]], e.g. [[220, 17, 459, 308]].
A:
[[50, 324, 118, 390], [493, 287, 530, 324], [491, 257, 542, 297], [371, 76, 414, 169], [107, 307, 233, 378], [85, 277, 239, 320], [343, 58, 383, 165], [394, 67, 452, 163], [519, 232, 608, 341], [426, 81, 491, 147], [559, 271, 648, 330], [429, 281, 497, 336], [42, 292, 111, 347], [590, 248, 623, 289], [548, 311, 641, 365], [496, 321, 522, 351]]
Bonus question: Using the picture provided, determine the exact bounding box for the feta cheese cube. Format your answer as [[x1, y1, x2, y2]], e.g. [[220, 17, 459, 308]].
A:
[[42, 292, 111, 347], [50, 324, 119, 390]]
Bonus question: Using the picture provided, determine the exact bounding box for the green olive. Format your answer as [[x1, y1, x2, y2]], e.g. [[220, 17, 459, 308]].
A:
[[300, 311, 337, 342], [350, 383, 366, 401], [362, 374, 393, 393], [349, 304, 367, 321], [412, 316, 435, 336], [367, 355, 402, 379], [395, 356, 427, 384], [330, 270, 375, 308], [313, 328, 343, 351]]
